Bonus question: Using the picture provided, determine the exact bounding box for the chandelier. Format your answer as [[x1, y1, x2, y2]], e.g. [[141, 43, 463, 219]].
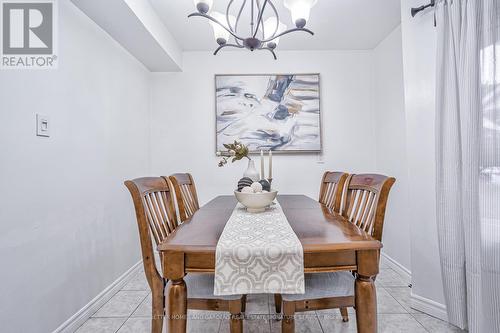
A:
[[189, 0, 316, 59]]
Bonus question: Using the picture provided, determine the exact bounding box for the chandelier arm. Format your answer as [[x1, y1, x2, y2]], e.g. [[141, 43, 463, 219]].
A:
[[259, 47, 277, 60], [251, 0, 254, 34], [261, 27, 314, 43], [233, 0, 248, 46], [252, 0, 269, 38], [267, 0, 280, 38], [255, 0, 266, 39], [188, 13, 245, 41], [226, 0, 236, 32], [213, 43, 245, 56]]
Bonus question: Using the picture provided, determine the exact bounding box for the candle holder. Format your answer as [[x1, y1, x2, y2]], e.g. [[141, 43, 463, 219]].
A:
[[267, 178, 276, 205]]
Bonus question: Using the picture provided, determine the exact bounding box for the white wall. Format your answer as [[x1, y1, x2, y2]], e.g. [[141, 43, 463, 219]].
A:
[[373, 26, 411, 272], [0, 2, 150, 332], [400, 0, 447, 317], [150, 51, 377, 204]]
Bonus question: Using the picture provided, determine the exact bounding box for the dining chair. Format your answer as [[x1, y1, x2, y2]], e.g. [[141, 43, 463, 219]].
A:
[[167, 173, 248, 313], [318, 171, 349, 212], [168, 173, 200, 222], [124, 177, 244, 333], [273, 171, 350, 317], [276, 174, 395, 333]]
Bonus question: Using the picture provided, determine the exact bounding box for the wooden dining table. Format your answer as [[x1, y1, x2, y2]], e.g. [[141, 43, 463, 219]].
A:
[[158, 194, 382, 333]]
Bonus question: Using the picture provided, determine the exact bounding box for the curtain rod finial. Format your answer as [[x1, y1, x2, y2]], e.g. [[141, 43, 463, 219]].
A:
[[411, 0, 435, 17]]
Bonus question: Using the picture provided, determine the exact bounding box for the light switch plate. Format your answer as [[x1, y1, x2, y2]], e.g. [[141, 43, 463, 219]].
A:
[[36, 114, 50, 137]]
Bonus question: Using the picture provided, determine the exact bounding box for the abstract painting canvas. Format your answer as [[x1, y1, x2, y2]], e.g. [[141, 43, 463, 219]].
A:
[[215, 74, 321, 153]]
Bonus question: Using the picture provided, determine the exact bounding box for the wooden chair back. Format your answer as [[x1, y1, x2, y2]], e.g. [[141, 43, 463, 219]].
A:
[[342, 174, 395, 241], [126, 177, 244, 333], [319, 171, 349, 212], [168, 173, 200, 222], [124, 177, 179, 287]]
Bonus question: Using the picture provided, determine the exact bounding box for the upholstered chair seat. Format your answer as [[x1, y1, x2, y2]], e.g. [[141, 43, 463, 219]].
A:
[[281, 272, 354, 302], [175, 273, 241, 301]]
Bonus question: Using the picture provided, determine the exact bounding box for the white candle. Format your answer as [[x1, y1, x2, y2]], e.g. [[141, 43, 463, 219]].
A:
[[260, 150, 264, 180], [268, 150, 272, 179]]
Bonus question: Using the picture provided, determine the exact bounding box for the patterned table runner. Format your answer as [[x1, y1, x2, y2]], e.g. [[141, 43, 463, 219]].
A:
[[214, 201, 305, 296]]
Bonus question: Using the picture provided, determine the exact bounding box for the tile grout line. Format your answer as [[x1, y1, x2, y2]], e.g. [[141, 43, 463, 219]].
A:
[[90, 290, 150, 318], [216, 316, 223, 333], [410, 313, 432, 333], [72, 287, 126, 332], [90, 289, 122, 317], [314, 310, 326, 333], [380, 286, 430, 332], [113, 319, 128, 333], [120, 289, 150, 291], [380, 285, 410, 314], [408, 312, 433, 333], [316, 310, 327, 333], [113, 291, 150, 333]]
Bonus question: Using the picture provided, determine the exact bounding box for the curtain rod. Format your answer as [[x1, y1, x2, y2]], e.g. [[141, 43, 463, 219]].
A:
[[411, 0, 435, 17]]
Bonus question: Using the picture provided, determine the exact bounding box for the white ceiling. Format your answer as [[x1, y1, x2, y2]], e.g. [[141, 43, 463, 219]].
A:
[[72, 0, 182, 71], [149, 0, 402, 51]]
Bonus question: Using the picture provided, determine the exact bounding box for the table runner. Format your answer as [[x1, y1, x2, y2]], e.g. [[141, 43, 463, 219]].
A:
[[214, 201, 305, 296]]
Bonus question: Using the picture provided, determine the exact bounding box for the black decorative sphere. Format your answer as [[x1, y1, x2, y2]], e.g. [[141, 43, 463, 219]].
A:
[[258, 179, 271, 192], [237, 177, 253, 191]]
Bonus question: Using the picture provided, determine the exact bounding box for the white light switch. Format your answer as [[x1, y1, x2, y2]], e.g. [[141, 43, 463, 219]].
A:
[[36, 114, 50, 137]]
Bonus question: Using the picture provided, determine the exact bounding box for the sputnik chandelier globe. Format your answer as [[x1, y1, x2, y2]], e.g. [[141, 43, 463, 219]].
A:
[[189, 0, 317, 59]]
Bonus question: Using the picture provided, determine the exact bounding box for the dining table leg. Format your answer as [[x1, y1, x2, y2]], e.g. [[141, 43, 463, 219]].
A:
[[355, 250, 379, 333], [167, 277, 187, 333]]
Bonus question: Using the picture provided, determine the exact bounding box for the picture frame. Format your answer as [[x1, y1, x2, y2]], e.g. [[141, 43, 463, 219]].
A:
[[215, 73, 322, 154]]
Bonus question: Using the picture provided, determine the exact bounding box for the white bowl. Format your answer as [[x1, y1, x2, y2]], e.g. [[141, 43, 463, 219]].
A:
[[234, 190, 278, 213]]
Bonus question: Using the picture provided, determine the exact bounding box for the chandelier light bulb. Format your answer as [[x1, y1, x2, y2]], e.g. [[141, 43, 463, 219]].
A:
[[193, 0, 213, 14], [260, 17, 286, 47], [284, 0, 317, 28], [210, 12, 235, 45]]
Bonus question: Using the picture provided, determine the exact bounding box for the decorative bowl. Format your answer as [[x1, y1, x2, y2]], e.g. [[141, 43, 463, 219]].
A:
[[234, 190, 278, 213]]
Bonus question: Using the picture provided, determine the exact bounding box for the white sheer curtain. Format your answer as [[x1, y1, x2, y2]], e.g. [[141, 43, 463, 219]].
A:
[[435, 0, 500, 332]]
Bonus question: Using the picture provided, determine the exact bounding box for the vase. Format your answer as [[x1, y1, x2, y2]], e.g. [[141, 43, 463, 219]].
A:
[[243, 159, 260, 182]]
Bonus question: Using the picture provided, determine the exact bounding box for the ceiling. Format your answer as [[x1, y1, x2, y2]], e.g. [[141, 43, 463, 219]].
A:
[[149, 0, 402, 51]]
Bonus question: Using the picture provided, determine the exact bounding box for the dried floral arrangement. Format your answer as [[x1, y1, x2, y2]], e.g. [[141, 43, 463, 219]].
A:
[[216, 141, 251, 167]]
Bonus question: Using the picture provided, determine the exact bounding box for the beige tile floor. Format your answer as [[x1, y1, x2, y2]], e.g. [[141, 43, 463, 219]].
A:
[[75, 264, 466, 333]]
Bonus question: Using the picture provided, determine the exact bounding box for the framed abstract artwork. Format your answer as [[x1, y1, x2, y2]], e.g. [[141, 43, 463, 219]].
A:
[[215, 73, 322, 153]]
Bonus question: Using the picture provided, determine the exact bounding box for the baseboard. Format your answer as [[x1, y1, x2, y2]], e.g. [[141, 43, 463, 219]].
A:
[[410, 292, 448, 322], [380, 253, 449, 323], [380, 252, 412, 282], [52, 261, 143, 333]]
